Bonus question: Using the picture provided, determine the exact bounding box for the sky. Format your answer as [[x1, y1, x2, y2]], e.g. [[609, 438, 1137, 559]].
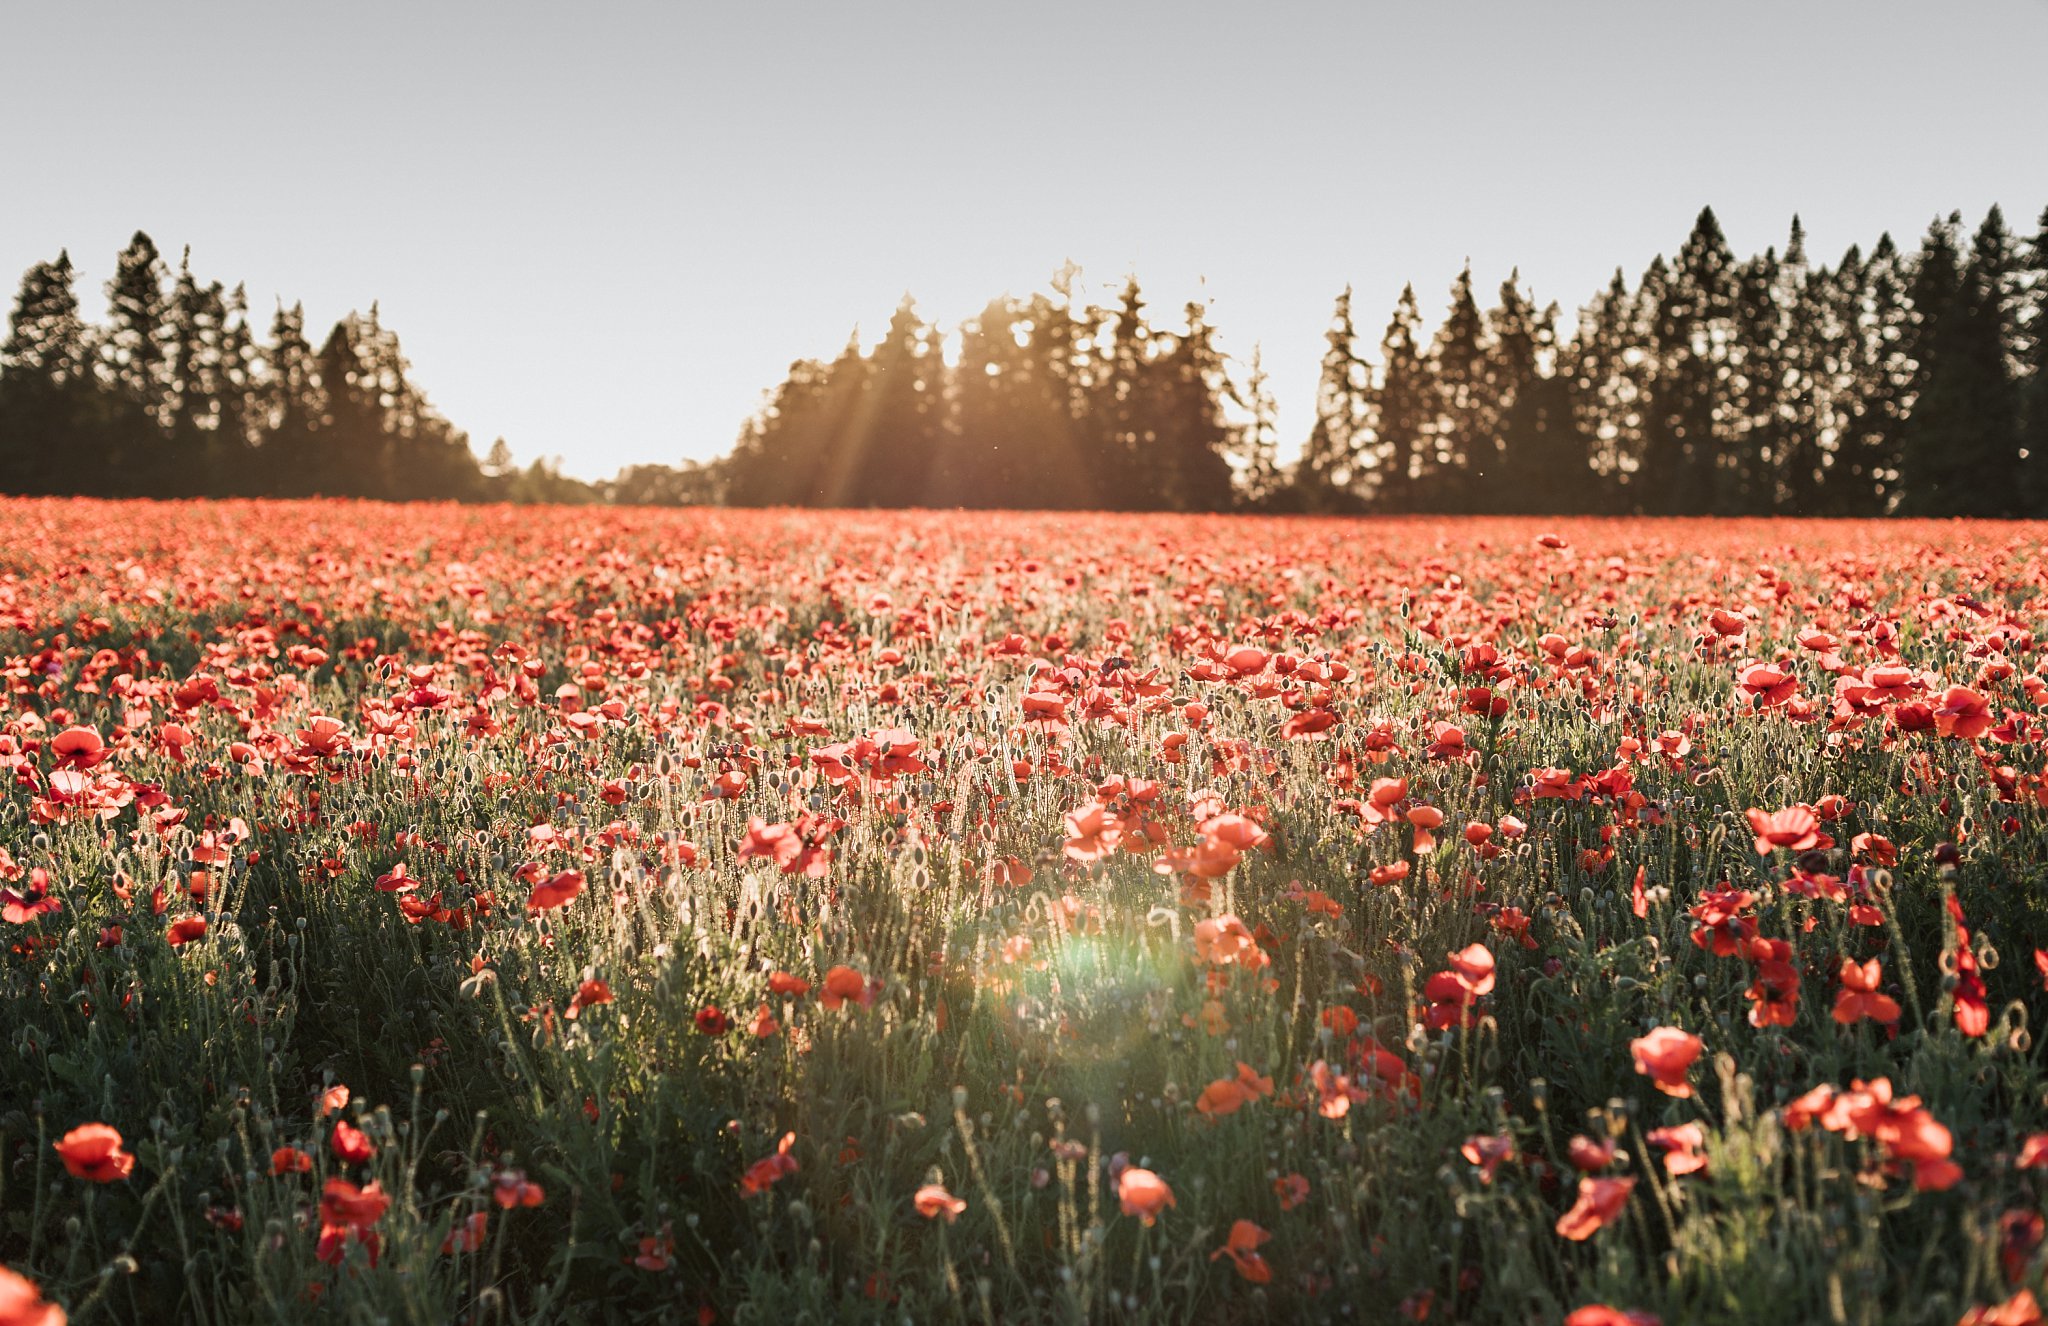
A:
[[3, 1, 2044, 479]]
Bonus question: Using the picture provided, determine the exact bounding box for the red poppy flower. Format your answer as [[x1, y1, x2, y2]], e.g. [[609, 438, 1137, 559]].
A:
[[740, 1133, 798, 1197], [1208, 1219, 1271, 1283], [1630, 1027, 1702, 1098], [54, 1123, 134, 1182], [0, 1264, 65, 1326], [1555, 1175, 1635, 1241], [913, 1183, 966, 1222], [331, 1120, 375, 1164], [1117, 1167, 1175, 1226], [166, 915, 207, 947], [526, 869, 584, 911]]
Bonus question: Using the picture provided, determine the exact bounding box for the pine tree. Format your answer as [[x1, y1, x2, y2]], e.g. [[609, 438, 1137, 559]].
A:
[[1566, 269, 1639, 511], [833, 297, 947, 507], [159, 248, 227, 494], [1486, 275, 1581, 512], [1645, 208, 1737, 514], [211, 284, 257, 495], [1367, 284, 1430, 512], [1728, 245, 1786, 513], [311, 314, 387, 497], [1016, 283, 1099, 509], [1832, 234, 1913, 513], [0, 252, 94, 494], [256, 302, 320, 496], [1087, 276, 1157, 506], [2023, 207, 2048, 515], [1897, 210, 2024, 516], [1230, 344, 1284, 509], [1150, 301, 1238, 512], [98, 231, 173, 492], [1293, 287, 1370, 512], [1423, 263, 1487, 512]]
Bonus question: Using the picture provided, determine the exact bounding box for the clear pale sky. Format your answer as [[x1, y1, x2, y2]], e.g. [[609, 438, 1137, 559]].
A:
[[3, 1, 2043, 478]]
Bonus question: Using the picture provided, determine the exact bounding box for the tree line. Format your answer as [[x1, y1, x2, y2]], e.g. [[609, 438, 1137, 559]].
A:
[[0, 231, 724, 505], [5, 207, 2046, 514], [730, 205, 2048, 516]]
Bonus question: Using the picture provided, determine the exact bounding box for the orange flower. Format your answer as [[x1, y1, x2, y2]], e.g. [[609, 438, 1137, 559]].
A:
[[566, 979, 613, 1019], [1832, 958, 1901, 1026], [1629, 1027, 1702, 1098], [1567, 1134, 1617, 1171], [0, 1263, 66, 1326], [319, 1177, 391, 1229], [440, 1211, 489, 1255], [1208, 1219, 1271, 1283], [1272, 1172, 1309, 1211], [166, 915, 207, 947], [1933, 685, 1992, 740], [1645, 1123, 1708, 1177], [1061, 801, 1122, 862], [1746, 804, 1821, 855], [1555, 1175, 1635, 1241], [1116, 1166, 1175, 1226], [1957, 1289, 2042, 1326], [740, 1133, 798, 1196], [913, 1183, 966, 1222], [1193, 915, 1268, 969], [271, 1146, 313, 1176], [767, 970, 811, 997], [526, 869, 584, 911], [54, 1123, 133, 1182], [492, 1169, 546, 1208], [1195, 1062, 1274, 1118], [1460, 1133, 1516, 1183], [1405, 804, 1445, 854], [1566, 1309, 1661, 1326], [331, 1120, 375, 1164], [820, 965, 875, 1010]]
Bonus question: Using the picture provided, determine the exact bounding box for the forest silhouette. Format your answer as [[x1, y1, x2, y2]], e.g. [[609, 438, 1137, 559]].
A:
[[4, 205, 2044, 514]]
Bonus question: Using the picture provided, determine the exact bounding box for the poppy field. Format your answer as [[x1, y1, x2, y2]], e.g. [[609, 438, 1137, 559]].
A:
[[3, 499, 2047, 1326]]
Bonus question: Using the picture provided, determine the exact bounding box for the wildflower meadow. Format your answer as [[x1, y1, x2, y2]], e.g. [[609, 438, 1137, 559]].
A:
[[1, 498, 2044, 1326]]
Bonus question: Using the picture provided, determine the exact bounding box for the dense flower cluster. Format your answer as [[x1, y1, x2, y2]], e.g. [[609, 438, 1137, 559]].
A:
[[0, 501, 2043, 1323]]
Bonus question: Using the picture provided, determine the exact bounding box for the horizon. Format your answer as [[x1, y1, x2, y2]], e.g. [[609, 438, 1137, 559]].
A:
[[3, 0, 2045, 480]]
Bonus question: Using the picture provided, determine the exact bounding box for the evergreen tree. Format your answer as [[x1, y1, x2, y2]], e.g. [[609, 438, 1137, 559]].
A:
[[2024, 208, 2048, 515], [1486, 275, 1582, 512], [98, 231, 173, 492], [728, 332, 863, 507], [1897, 210, 2024, 516], [0, 251, 94, 494], [1423, 263, 1486, 512], [1089, 276, 1156, 506], [1728, 245, 1786, 514], [1230, 343, 1284, 509], [1150, 301, 1239, 512], [1292, 287, 1370, 512], [1367, 284, 1430, 512], [256, 302, 321, 496], [1774, 218, 1830, 513], [211, 284, 257, 495], [1566, 269, 1639, 511], [948, 297, 1018, 507], [1014, 284, 1099, 509], [834, 297, 947, 507], [1645, 208, 1737, 513], [159, 248, 226, 494], [1833, 235, 1914, 513]]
